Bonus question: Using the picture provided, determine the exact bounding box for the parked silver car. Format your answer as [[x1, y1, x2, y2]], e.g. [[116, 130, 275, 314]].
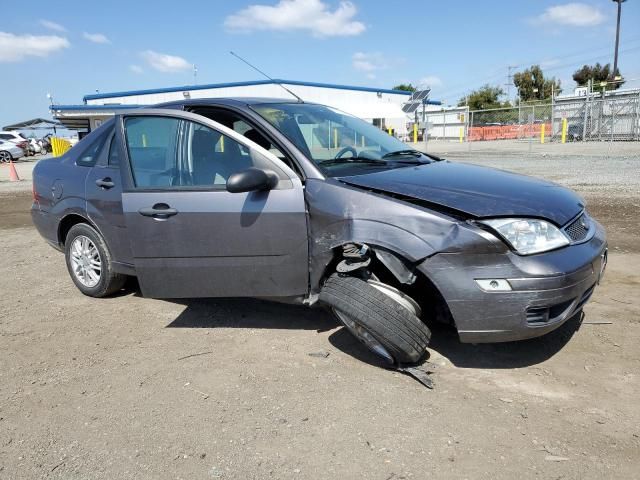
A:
[[0, 139, 24, 162], [31, 98, 607, 366]]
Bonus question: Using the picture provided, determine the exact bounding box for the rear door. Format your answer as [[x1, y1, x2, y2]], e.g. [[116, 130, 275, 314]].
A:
[[85, 131, 133, 268], [114, 109, 309, 298]]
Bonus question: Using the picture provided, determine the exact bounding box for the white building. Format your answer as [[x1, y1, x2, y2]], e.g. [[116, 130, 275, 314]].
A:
[[51, 79, 441, 135]]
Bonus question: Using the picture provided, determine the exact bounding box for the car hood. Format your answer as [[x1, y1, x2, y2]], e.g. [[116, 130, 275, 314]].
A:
[[339, 161, 584, 226]]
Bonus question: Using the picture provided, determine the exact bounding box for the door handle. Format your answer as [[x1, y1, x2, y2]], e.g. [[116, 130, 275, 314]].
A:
[[138, 203, 178, 218], [95, 177, 115, 189]]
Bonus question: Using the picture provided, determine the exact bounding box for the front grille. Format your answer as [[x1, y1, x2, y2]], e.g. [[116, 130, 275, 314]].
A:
[[564, 213, 590, 242]]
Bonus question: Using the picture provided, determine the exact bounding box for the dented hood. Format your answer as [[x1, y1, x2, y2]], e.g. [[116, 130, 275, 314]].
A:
[[339, 161, 584, 226]]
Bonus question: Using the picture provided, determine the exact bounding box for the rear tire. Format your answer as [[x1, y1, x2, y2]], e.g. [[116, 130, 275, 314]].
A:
[[320, 274, 431, 365], [0, 151, 11, 163], [64, 223, 126, 298]]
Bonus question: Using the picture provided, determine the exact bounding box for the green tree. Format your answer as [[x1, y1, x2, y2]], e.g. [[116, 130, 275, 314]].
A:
[[458, 85, 507, 110], [392, 83, 417, 92], [513, 65, 561, 101], [573, 63, 623, 92]]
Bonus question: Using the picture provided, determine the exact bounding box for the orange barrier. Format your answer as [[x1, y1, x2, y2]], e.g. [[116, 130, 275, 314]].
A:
[[8, 160, 20, 182], [468, 123, 552, 142]]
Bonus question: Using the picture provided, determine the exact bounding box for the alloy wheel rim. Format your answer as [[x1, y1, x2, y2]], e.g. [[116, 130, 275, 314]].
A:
[[70, 235, 102, 288], [0, 151, 9, 162]]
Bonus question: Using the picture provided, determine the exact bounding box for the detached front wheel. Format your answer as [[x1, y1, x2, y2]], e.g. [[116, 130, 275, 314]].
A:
[[320, 274, 431, 366]]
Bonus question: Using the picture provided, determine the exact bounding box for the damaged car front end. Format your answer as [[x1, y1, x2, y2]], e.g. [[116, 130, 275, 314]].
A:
[[314, 160, 608, 344]]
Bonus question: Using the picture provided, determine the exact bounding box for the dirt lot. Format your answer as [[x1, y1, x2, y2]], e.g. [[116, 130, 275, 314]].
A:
[[1, 155, 639, 479]]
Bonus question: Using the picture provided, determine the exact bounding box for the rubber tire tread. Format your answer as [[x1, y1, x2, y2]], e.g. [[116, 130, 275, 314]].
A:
[[320, 274, 431, 365], [64, 223, 126, 298]]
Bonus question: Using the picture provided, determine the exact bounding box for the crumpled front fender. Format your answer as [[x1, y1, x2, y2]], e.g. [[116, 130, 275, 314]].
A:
[[306, 178, 504, 293]]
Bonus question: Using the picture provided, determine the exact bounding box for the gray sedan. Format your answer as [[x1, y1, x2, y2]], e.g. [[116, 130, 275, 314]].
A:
[[31, 98, 607, 366]]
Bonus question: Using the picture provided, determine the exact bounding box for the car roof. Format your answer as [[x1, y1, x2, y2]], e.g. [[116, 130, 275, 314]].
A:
[[154, 97, 314, 109]]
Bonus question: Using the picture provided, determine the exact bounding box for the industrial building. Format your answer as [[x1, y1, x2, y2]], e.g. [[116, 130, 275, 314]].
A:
[[51, 79, 442, 136]]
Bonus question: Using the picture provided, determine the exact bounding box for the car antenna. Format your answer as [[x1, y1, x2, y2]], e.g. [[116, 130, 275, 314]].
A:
[[229, 51, 304, 103]]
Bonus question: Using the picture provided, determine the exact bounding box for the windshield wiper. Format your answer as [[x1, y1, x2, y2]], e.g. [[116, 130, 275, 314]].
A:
[[318, 157, 386, 166], [382, 149, 423, 158]]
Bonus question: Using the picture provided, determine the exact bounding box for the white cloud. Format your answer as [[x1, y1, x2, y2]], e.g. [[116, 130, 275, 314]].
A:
[[418, 75, 442, 88], [535, 3, 605, 27], [39, 19, 66, 32], [0, 32, 69, 62], [129, 64, 144, 74], [225, 0, 365, 37], [141, 50, 192, 72], [83, 32, 110, 44], [352, 52, 388, 72]]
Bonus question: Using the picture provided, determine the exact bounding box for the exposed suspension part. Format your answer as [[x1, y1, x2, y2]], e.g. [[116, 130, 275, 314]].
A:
[[336, 243, 371, 276]]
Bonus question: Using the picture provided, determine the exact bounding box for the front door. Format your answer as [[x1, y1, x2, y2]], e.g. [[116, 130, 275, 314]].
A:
[[115, 109, 309, 298]]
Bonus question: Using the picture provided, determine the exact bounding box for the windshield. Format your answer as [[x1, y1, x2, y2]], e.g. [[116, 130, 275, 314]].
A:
[[252, 103, 434, 176]]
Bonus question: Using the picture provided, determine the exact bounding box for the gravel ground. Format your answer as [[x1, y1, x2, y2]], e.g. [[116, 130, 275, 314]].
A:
[[0, 150, 639, 479]]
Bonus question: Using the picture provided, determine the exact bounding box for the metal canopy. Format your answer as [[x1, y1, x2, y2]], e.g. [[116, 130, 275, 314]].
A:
[[3, 118, 63, 131], [57, 118, 90, 130]]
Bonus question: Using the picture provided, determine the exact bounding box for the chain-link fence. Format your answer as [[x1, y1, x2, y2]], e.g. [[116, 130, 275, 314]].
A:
[[552, 95, 640, 142], [479, 96, 637, 144], [412, 93, 640, 157], [467, 96, 640, 142]]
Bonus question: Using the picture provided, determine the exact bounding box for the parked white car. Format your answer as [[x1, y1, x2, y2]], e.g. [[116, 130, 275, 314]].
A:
[[0, 131, 31, 155], [0, 139, 25, 162], [27, 137, 43, 154]]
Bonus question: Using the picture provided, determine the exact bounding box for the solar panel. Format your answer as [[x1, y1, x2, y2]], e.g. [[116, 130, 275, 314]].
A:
[[404, 89, 431, 114], [414, 89, 431, 101], [402, 103, 421, 114]]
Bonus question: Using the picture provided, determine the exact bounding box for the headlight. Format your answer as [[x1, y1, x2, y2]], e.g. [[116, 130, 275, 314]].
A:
[[479, 218, 569, 255]]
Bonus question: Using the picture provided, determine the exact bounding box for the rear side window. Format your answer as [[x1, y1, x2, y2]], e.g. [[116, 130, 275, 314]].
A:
[[107, 135, 120, 166], [124, 116, 288, 189], [76, 131, 109, 167]]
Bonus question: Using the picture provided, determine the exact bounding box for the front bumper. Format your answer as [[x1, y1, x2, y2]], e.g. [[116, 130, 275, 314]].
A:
[[419, 220, 607, 343]]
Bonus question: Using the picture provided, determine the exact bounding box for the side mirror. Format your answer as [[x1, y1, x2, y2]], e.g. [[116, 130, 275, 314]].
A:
[[226, 167, 279, 193]]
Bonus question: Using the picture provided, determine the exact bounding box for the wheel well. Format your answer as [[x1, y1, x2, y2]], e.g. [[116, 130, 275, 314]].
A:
[[323, 244, 455, 327], [58, 214, 93, 246]]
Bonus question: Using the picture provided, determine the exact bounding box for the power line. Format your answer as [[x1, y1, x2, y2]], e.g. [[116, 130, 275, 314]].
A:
[[435, 43, 640, 104], [505, 35, 640, 72]]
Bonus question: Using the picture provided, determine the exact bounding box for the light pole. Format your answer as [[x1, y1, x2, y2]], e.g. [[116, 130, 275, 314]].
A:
[[612, 0, 626, 78], [46, 93, 57, 134]]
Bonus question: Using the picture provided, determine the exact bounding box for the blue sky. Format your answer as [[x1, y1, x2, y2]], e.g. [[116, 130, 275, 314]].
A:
[[1, 0, 639, 126]]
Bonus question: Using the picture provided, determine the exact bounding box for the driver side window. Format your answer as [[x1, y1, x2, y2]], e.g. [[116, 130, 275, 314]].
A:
[[124, 116, 287, 189]]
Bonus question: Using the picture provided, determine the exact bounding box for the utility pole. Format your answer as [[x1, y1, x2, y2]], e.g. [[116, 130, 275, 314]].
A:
[[193, 64, 198, 85], [505, 65, 517, 101], [612, 0, 626, 78]]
